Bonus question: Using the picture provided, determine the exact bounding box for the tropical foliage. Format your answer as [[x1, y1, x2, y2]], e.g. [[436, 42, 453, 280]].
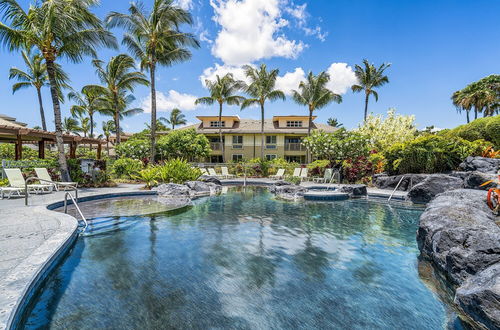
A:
[[440, 114, 500, 148], [112, 157, 143, 179], [160, 108, 187, 129], [156, 128, 211, 160], [452, 75, 500, 122], [303, 129, 370, 163]]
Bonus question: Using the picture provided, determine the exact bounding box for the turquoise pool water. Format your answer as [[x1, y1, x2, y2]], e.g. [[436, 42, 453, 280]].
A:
[[21, 187, 460, 329]]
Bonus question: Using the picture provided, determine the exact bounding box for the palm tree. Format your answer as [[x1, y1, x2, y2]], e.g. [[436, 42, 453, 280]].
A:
[[241, 64, 285, 159], [327, 117, 343, 128], [98, 91, 144, 143], [160, 108, 187, 130], [147, 119, 170, 132], [195, 74, 245, 161], [62, 117, 81, 135], [101, 120, 116, 157], [292, 71, 342, 136], [92, 54, 149, 144], [351, 59, 391, 121], [68, 85, 104, 139], [9, 50, 70, 131], [106, 0, 200, 163], [0, 0, 117, 181]]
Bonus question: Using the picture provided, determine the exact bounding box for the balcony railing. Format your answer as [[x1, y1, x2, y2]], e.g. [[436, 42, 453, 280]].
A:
[[210, 142, 222, 151], [285, 143, 306, 151]]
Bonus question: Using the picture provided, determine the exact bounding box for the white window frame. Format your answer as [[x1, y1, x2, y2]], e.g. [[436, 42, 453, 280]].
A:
[[232, 135, 243, 149], [232, 154, 243, 162], [209, 121, 225, 128], [286, 120, 303, 127]]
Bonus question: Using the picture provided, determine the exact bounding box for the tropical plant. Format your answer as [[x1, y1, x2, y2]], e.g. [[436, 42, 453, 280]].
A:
[[61, 117, 81, 135], [0, 0, 117, 181], [115, 138, 151, 160], [351, 59, 391, 121], [68, 85, 104, 139], [196, 74, 245, 161], [159, 108, 187, 129], [147, 119, 170, 131], [452, 75, 500, 122], [135, 166, 158, 188], [480, 175, 500, 215], [92, 54, 149, 144], [156, 128, 211, 161], [106, 0, 200, 162], [357, 108, 417, 152], [155, 158, 201, 184], [440, 115, 500, 148], [327, 117, 342, 128], [101, 120, 115, 157], [112, 157, 143, 179], [482, 146, 500, 159], [292, 71, 342, 136], [9, 50, 68, 130], [241, 64, 286, 159]]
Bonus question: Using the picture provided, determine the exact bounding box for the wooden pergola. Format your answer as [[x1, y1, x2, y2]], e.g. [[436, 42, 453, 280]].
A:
[[0, 124, 104, 160]]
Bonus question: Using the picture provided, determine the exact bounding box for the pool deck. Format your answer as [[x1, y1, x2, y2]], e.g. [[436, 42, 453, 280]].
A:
[[0, 181, 406, 329]]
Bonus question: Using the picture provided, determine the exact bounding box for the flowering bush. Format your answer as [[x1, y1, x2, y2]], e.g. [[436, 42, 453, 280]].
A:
[[112, 158, 143, 179], [357, 108, 417, 152], [342, 156, 374, 184], [156, 129, 211, 161], [115, 139, 150, 160]]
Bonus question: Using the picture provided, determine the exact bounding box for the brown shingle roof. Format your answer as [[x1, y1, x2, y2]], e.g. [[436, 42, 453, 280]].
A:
[[180, 118, 337, 134]]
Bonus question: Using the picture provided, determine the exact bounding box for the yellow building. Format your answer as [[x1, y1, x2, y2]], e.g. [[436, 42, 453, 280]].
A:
[[181, 115, 336, 163]]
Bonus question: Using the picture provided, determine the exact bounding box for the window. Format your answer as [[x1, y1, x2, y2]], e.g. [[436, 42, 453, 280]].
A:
[[232, 135, 243, 148], [286, 120, 303, 127], [265, 154, 277, 161], [266, 135, 277, 149], [232, 154, 243, 162], [209, 121, 225, 127]]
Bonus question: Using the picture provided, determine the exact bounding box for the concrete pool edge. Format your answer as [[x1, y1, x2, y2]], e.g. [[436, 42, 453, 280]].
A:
[[2, 190, 162, 330]]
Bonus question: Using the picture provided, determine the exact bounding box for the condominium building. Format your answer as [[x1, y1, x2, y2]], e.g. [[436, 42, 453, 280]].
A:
[[181, 115, 336, 163]]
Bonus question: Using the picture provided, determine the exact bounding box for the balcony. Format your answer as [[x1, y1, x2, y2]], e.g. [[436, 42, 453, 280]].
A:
[[210, 142, 222, 151], [285, 143, 306, 151]]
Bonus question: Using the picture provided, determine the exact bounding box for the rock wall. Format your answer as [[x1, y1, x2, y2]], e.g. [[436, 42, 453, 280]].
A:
[[417, 189, 500, 329]]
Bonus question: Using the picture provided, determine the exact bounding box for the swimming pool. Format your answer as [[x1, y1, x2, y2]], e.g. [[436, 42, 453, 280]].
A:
[[20, 187, 462, 329]]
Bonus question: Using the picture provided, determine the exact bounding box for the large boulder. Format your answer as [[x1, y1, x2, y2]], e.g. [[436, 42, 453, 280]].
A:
[[417, 189, 500, 328], [199, 175, 222, 185], [459, 156, 500, 174], [269, 184, 307, 200], [455, 263, 500, 330], [153, 183, 190, 196], [373, 174, 430, 191], [185, 181, 221, 195], [463, 172, 498, 190], [334, 184, 367, 197], [407, 174, 463, 203]]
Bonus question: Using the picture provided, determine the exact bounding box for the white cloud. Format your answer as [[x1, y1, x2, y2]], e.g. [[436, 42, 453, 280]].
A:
[[275, 67, 305, 95], [304, 26, 328, 42], [210, 0, 305, 65], [326, 63, 357, 94], [285, 3, 307, 27], [285, 2, 328, 42], [199, 29, 213, 44], [141, 90, 200, 113], [175, 0, 193, 10], [199, 63, 253, 86]]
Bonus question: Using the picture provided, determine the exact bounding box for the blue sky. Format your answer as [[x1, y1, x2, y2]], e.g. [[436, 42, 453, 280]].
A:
[[1, 0, 499, 134]]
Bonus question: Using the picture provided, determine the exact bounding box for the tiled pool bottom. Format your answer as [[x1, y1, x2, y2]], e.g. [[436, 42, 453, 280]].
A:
[[21, 187, 462, 329]]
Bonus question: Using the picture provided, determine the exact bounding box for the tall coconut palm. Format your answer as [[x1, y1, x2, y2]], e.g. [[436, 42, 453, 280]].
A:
[[68, 85, 104, 139], [0, 0, 117, 181], [9, 50, 69, 131], [100, 120, 115, 157], [159, 108, 186, 129], [92, 54, 149, 144], [62, 117, 81, 135], [241, 64, 285, 159], [98, 91, 144, 141], [106, 0, 200, 163], [195, 74, 245, 161], [351, 59, 391, 121]]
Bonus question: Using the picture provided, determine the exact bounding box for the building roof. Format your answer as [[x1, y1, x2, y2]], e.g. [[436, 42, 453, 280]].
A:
[[180, 118, 337, 134], [0, 114, 27, 128]]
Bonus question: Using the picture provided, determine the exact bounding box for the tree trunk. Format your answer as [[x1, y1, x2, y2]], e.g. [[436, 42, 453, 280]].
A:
[[260, 102, 265, 160], [307, 107, 314, 163], [474, 108, 478, 120], [46, 59, 70, 182], [114, 110, 120, 146], [36, 87, 47, 131], [364, 92, 370, 121], [150, 63, 157, 163], [106, 137, 110, 157], [89, 112, 93, 153], [466, 111, 470, 123], [219, 101, 224, 162]]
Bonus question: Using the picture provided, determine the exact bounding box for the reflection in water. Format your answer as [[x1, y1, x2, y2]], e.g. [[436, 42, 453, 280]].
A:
[[23, 187, 460, 329]]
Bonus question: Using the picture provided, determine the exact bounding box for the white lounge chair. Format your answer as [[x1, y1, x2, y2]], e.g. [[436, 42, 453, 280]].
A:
[[313, 168, 333, 183], [35, 168, 77, 191], [292, 168, 302, 178], [208, 168, 222, 177], [0, 186, 25, 199], [300, 168, 309, 181], [221, 166, 235, 179], [270, 168, 285, 180], [3, 168, 52, 195]]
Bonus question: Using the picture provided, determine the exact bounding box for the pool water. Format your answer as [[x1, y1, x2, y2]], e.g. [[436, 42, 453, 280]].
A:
[[22, 187, 461, 329]]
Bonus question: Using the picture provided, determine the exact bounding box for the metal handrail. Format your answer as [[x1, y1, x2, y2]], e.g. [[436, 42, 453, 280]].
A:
[[24, 177, 78, 206], [388, 175, 406, 202], [63, 192, 88, 232]]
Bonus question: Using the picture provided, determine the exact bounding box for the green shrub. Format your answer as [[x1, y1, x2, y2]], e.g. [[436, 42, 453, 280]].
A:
[[0, 178, 8, 187], [155, 158, 202, 184], [284, 175, 301, 185], [384, 135, 483, 175], [112, 158, 143, 179], [0, 144, 39, 160], [115, 139, 150, 160], [135, 167, 158, 188], [156, 129, 211, 161], [269, 158, 299, 176], [307, 159, 331, 177], [442, 115, 500, 148]]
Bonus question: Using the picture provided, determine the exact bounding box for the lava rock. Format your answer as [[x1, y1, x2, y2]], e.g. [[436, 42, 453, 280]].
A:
[[373, 174, 430, 191], [153, 183, 191, 196], [417, 189, 500, 285], [269, 184, 307, 200], [459, 156, 500, 174], [199, 175, 222, 185], [273, 180, 293, 186], [185, 181, 221, 194], [463, 171, 498, 190], [407, 174, 463, 203], [455, 263, 500, 329], [335, 184, 367, 197]]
